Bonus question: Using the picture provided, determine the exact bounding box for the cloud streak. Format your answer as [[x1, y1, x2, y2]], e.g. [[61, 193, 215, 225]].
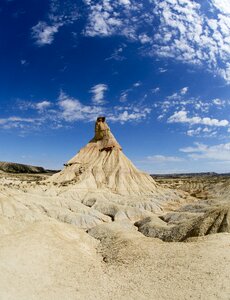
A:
[[180, 142, 230, 161], [2, 90, 152, 133], [168, 110, 229, 127], [58, 91, 103, 121], [90, 84, 108, 105], [31, 22, 61, 46], [31, 0, 79, 46], [146, 155, 184, 163]]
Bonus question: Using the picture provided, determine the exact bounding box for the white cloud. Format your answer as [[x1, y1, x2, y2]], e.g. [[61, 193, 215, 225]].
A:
[[90, 83, 108, 105], [152, 87, 160, 93], [32, 0, 79, 46], [180, 142, 230, 161], [166, 87, 188, 101], [119, 92, 128, 103], [58, 91, 151, 124], [167, 92, 179, 100], [108, 108, 151, 123], [118, 0, 130, 5], [156, 93, 230, 123], [84, 3, 120, 37], [1, 88, 153, 133], [83, 0, 230, 83], [158, 67, 167, 73], [84, 0, 150, 39], [1, 117, 35, 123], [32, 21, 61, 46], [211, 0, 230, 15], [20, 59, 27, 65], [139, 33, 151, 44], [0, 116, 37, 130], [146, 155, 184, 163], [133, 81, 141, 87], [168, 110, 229, 127], [187, 127, 202, 137], [36, 101, 51, 110], [105, 46, 126, 61], [32, 0, 230, 83], [186, 127, 217, 137], [212, 98, 223, 106], [180, 87, 188, 95], [152, 0, 230, 83], [58, 91, 103, 121]]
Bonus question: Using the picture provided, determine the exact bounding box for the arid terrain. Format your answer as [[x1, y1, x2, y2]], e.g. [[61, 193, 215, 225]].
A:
[[0, 163, 230, 300]]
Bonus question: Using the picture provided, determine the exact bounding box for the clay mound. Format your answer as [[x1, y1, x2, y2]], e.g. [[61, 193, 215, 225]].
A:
[[211, 178, 230, 201], [135, 205, 230, 242], [50, 142, 158, 196], [47, 121, 193, 217], [0, 161, 45, 174]]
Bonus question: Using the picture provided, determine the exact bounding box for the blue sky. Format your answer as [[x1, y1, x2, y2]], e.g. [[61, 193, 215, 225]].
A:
[[1, 0, 230, 173]]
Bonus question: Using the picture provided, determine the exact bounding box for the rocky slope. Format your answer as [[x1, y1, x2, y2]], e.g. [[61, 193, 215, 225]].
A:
[[0, 161, 57, 174]]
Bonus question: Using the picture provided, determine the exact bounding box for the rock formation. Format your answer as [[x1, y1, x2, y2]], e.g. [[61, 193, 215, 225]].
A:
[[135, 205, 230, 242], [49, 117, 188, 216], [0, 161, 46, 173], [50, 117, 158, 195]]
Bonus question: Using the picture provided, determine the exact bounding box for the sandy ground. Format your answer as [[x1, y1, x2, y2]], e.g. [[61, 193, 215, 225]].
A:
[[0, 172, 230, 299]]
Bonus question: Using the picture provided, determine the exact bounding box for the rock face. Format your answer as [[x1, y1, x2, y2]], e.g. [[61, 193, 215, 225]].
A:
[[0, 161, 46, 173], [135, 206, 230, 242], [48, 122, 189, 215], [50, 142, 158, 196]]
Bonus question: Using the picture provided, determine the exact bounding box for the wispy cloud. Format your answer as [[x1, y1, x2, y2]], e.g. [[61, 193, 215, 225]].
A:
[[166, 87, 189, 100], [83, 0, 230, 84], [152, 0, 230, 83], [119, 91, 128, 103], [2, 88, 152, 133], [0, 116, 38, 130], [133, 81, 141, 87], [180, 87, 188, 95], [36, 101, 52, 111], [20, 59, 28, 66], [31, 0, 79, 46], [180, 142, 230, 161], [118, 81, 142, 103], [108, 108, 151, 124], [105, 46, 126, 61], [32, 22, 61, 46], [90, 84, 108, 105], [30, 0, 230, 82], [154, 86, 230, 137], [83, 0, 152, 39], [168, 110, 229, 127], [158, 67, 167, 73], [146, 155, 184, 163], [186, 127, 217, 138], [152, 87, 160, 94], [58, 91, 103, 121]]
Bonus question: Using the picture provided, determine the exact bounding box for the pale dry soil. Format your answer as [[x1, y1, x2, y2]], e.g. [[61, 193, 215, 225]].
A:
[[0, 172, 230, 300]]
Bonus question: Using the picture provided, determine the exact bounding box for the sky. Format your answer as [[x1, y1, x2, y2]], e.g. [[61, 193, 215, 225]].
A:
[[1, 0, 230, 173]]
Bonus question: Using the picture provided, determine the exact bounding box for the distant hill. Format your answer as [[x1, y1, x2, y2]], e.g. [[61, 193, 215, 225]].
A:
[[0, 161, 58, 174], [151, 172, 221, 178]]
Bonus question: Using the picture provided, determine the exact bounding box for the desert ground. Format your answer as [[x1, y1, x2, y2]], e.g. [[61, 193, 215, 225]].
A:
[[0, 153, 230, 300], [0, 162, 230, 300]]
